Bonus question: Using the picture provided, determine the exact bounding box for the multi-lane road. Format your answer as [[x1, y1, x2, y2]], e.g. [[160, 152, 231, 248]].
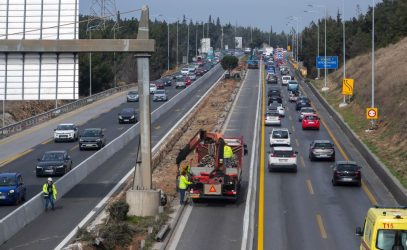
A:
[[0, 66, 224, 249], [0, 59, 402, 250]]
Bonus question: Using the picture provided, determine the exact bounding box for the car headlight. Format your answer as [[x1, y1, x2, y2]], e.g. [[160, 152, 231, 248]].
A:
[[119, 115, 123, 119], [56, 165, 64, 168], [130, 115, 135, 119], [36, 166, 42, 169], [79, 139, 84, 142], [9, 190, 14, 194], [96, 138, 101, 142]]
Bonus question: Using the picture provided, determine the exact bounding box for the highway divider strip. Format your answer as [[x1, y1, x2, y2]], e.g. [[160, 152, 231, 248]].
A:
[[292, 66, 407, 204], [0, 64, 223, 246], [241, 67, 262, 250]]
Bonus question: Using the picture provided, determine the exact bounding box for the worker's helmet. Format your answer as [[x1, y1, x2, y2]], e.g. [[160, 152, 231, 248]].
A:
[[47, 177, 53, 182]]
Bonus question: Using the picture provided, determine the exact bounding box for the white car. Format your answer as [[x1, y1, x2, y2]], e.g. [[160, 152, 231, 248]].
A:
[[188, 73, 197, 81], [298, 107, 316, 121], [265, 111, 281, 126], [281, 75, 292, 85], [175, 78, 186, 89], [188, 66, 196, 73], [269, 128, 291, 146], [181, 68, 189, 75], [54, 123, 78, 142], [268, 146, 298, 172], [149, 83, 157, 94]]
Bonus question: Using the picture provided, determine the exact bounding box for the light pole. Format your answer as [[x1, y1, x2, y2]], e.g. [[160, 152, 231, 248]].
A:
[[304, 10, 321, 79], [87, 25, 98, 96], [340, 0, 348, 107], [307, 3, 328, 91], [187, 21, 190, 64], [288, 17, 300, 62], [371, 0, 375, 128]]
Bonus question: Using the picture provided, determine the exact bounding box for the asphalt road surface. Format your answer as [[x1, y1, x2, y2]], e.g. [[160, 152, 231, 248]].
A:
[[257, 62, 397, 250], [0, 66, 225, 250], [174, 68, 261, 250]]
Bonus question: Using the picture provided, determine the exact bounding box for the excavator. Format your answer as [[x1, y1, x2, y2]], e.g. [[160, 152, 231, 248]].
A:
[[176, 129, 248, 201]]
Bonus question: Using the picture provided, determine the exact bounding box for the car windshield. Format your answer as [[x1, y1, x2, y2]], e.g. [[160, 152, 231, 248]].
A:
[[56, 125, 75, 130], [266, 112, 279, 117], [376, 230, 407, 250], [301, 108, 314, 113], [155, 90, 165, 94], [82, 129, 100, 137], [121, 108, 134, 115], [42, 152, 64, 161], [314, 143, 333, 148], [150, 84, 156, 88], [182, 68, 188, 71], [305, 116, 318, 121], [128, 91, 138, 95], [273, 130, 289, 139], [282, 76, 291, 80], [0, 176, 16, 186], [273, 150, 294, 157], [337, 164, 359, 171]]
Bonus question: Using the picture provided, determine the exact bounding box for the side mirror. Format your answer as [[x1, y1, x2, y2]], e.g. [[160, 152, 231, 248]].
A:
[[355, 227, 363, 236], [37, 157, 41, 161]]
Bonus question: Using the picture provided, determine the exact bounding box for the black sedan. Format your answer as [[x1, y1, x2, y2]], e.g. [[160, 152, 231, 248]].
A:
[[296, 97, 311, 110], [36, 150, 73, 177], [331, 161, 361, 186], [309, 140, 335, 161], [118, 108, 138, 124]]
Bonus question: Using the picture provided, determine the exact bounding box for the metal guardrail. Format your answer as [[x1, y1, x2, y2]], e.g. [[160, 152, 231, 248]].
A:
[[0, 64, 223, 246], [0, 84, 136, 139]]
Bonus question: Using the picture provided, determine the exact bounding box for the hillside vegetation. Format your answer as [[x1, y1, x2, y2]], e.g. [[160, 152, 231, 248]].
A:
[[313, 37, 407, 185]]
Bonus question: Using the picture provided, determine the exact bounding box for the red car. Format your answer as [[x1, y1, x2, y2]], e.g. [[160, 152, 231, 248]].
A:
[[185, 77, 192, 86], [154, 81, 165, 89], [302, 114, 320, 130]]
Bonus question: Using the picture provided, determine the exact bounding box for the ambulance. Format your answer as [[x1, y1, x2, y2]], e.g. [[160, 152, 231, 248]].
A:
[[356, 206, 407, 250]]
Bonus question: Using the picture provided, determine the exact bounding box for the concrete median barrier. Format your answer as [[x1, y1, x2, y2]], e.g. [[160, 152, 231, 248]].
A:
[[0, 64, 223, 246]]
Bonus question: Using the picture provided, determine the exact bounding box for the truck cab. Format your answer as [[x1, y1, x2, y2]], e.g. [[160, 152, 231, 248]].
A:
[[356, 206, 407, 250]]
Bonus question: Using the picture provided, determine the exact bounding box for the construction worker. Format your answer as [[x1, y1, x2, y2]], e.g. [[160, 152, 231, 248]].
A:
[[223, 142, 234, 167], [43, 177, 57, 211], [178, 170, 192, 205]]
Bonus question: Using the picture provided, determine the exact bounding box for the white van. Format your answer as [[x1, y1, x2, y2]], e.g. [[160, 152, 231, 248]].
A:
[[281, 75, 292, 85]]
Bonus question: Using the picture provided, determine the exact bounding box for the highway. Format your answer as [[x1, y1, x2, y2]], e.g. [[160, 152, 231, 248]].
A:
[[0, 66, 225, 249], [173, 68, 261, 250], [257, 62, 397, 249]]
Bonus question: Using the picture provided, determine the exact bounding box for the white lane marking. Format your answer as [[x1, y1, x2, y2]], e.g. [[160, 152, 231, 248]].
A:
[[167, 205, 193, 250], [241, 68, 262, 250], [56, 70, 226, 249]]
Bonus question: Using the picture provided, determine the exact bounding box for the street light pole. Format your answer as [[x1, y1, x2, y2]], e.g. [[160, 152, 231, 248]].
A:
[[176, 20, 179, 67], [167, 23, 170, 71], [340, 0, 348, 107], [323, 5, 328, 91], [187, 22, 190, 64], [371, 0, 375, 128], [89, 29, 92, 96]]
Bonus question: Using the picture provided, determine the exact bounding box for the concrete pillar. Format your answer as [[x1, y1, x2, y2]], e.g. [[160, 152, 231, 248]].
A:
[[126, 189, 160, 217]]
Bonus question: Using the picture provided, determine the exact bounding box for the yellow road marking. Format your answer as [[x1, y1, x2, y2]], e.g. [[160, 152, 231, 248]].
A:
[[310, 90, 379, 205], [300, 156, 306, 168], [295, 138, 300, 147], [257, 65, 265, 250], [70, 144, 79, 152], [0, 148, 34, 167], [155, 125, 161, 130], [41, 138, 53, 145], [307, 179, 315, 195], [316, 214, 328, 239]]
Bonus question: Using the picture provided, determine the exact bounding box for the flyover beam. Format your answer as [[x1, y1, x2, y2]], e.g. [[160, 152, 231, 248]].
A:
[[0, 39, 155, 53]]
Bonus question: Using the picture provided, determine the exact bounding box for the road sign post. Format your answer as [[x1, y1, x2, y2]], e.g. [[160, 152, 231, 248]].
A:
[[366, 108, 378, 120], [342, 78, 354, 95]]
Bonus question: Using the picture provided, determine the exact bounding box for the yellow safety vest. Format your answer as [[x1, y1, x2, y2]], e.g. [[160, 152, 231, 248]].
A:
[[224, 145, 233, 158], [179, 175, 192, 190], [42, 183, 57, 200]]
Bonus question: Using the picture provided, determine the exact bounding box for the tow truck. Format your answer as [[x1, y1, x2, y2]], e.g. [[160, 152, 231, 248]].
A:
[[176, 130, 248, 201]]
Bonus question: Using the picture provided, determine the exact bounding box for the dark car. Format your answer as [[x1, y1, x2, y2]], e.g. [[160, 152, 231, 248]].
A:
[[36, 150, 73, 177], [0, 173, 26, 205], [196, 68, 205, 76], [296, 96, 311, 110], [118, 108, 138, 124], [332, 161, 361, 186], [162, 77, 173, 86], [268, 89, 281, 97], [268, 96, 282, 105], [154, 80, 165, 89], [79, 128, 106, 150], [309, 140, 335, 161], [267, 74, 278, 84], [172, 72, 183, 80]]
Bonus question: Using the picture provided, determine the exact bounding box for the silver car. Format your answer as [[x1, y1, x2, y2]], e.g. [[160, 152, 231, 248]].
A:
[[126, 91, 139, 102], [175, 78, 186, 89], [153, 90, 168, 102], [188, 73, 197, 81]]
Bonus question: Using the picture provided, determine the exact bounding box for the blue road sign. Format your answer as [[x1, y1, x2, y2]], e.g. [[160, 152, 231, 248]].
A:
[[316, 56, 338, 69]]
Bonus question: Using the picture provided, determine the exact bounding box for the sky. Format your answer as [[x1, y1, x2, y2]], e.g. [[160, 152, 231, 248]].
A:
[[79, 0, 373, 33]]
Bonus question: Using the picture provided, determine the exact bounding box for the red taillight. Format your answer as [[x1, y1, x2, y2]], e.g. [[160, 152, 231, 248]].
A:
[[334, 171, 340, 176], [356, 171, 361, 177]]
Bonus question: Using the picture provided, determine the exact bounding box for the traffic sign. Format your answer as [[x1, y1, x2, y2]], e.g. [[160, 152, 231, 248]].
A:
[[209, 185, 217, 193], [342, 78, 354, 95], [316, 56, 339, 69], [366, 108, 378, 120], [287, 45, 291, 51]]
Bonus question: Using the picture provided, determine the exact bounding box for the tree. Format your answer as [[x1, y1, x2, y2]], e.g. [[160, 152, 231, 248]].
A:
[[221, 55, 239, 74]]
